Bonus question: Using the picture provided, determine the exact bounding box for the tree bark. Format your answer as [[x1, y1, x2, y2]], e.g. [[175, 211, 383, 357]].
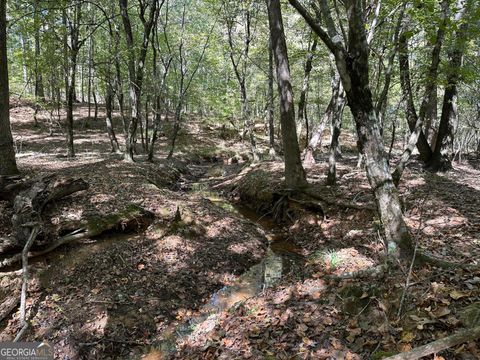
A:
[[105, 82, 120, 153], [428, 0, 471, 171], [398, 28, 432, 163], [0, 0, 19, 175], [296, 36, 317, 145], [226, 5, 258, 161], [66, 49, 78, 158], [384, 325, 480, 360], [64, 2, 82, 158], [326, 76, 346, 185], [288, 0, 413, 258], [119, 0, 158, 162], [34, 0, 45, 103], [304, 62, 345, 166], [344, 0, 412, 257], [267, 36, 276, 157], [267, 0, 307, 190], [419, 0, 449, 141]]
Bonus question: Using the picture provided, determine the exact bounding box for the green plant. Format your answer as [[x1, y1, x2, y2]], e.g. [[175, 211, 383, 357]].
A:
[[322, 250, 341, 269]]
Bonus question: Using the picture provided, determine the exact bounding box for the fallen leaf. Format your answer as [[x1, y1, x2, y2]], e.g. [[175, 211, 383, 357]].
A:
[[401, 331, 415, 343], [432, 307, 451, 318], [449, 290, 468, 300]]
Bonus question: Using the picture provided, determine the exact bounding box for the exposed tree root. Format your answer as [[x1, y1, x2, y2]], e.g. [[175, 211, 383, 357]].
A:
[[415, 251, 480, 270], [384, 325, 480, 360]]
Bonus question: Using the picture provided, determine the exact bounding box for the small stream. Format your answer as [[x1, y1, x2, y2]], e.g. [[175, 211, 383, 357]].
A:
[[151, 188, 305, 356]]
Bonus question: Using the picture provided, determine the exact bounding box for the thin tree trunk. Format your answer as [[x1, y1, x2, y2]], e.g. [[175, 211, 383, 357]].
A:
[[20, 35, 29, 93], [105, 83, 120, 153], [66, 49, 78, 158], [428, 0, 470, 171], [267, 0, 307, 189], [267, 36, 276, 157], [86, 26, 93, 128], [34, 0, 45, 102], [65, 2, 82, 159], [304, 63, 344, 166], [0, 0, 19, 175], [420, 0, 449, 141], [145, 96, 150, 150], [93, 87, 98, 121], [119, 0, 157, 162], [226, 6, 258, 161], [398, 28, 433, 163], [296, 36, 317, 145], [288, 0, 413, 258], [326, 79, 346, 185]]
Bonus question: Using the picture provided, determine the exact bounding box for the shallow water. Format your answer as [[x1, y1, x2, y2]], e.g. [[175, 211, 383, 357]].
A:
[[148, 190, 305, 357]]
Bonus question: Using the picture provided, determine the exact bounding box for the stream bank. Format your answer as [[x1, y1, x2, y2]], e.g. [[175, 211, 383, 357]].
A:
[[0, 160, 272, 359], [139, 186, 307, 359]]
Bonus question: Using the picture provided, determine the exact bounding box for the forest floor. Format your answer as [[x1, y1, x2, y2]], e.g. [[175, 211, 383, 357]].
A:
[[1, 101, 480, 359]]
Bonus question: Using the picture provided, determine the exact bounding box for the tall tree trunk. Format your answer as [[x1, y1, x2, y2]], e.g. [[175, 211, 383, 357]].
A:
[[20, 35, 29, 93], [288, 0, 412, 257], [148, 17, 171, 162], [226, 6, 258, 161], [304, 63, 344, 166], [112, 27, 128, 140], [420, 0, 449, 141], [267, 36, 276, 157], [296, 36, 317, 145], [267, 0, 307, 189], [326, 77, 346, 185], [0, 0, 19, 175], [344, 0, 412, 258], [398, 29, 433, 163], [66, 49, 78, 158], [34, 0, 45, 102], [65, 2, 82, 159], [119, 0, 157, 162], [86, 27, 94, 128], [428, 0, 471, 171], [105, 82, 120, 153]]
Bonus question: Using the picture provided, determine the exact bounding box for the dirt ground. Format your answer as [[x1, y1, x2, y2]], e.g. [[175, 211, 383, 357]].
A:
[[1, 102, 480, 359]]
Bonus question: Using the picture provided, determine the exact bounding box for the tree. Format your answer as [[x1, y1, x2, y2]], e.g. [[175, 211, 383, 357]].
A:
[[119, 0, 159, 162], [267, 35, 276, 157], [63, 1, 82, 158], [325, 70, 345, 185], [0, 0, 19, 175], [289, 0, 412, 258], [428, 0, 473, 171], [296, 32, 317, 145], [223, 0, 259, 161], [267, 0, 307, 190]]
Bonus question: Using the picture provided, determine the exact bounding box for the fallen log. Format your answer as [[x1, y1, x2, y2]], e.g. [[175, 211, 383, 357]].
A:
[[0, 204, 154, 269], [0, 176, 29, 203], [0, 290, 20, 323], [384, 325, 480, 360], [12, 176, 89, 247], [15, 226, 39, 342]]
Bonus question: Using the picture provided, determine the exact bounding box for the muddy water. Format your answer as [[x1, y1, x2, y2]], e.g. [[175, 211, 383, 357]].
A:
[[149, 191, 304, 357]]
